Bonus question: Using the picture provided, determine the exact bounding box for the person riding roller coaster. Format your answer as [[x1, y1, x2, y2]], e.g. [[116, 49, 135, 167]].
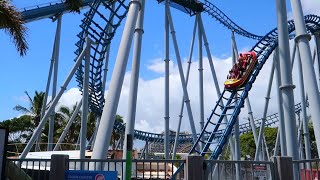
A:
[[224, 52, 257, 90]]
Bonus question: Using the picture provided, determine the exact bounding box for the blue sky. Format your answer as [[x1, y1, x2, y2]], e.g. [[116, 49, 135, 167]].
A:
[[1, 0, 319, 135]]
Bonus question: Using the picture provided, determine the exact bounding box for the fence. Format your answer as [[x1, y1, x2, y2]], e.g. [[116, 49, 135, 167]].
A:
[[6, 155, 320, 180], [204, 160, 275, 180], [68, 159, 185, 179], [293, 159, 320, 180], [6, 156, 185, 180]]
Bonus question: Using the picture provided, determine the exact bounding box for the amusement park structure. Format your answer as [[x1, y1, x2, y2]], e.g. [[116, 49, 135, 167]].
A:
[[4, 0, 320, 179]]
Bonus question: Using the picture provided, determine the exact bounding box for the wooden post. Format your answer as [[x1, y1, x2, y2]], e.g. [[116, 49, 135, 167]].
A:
[[50, 154, 69, 180], [272, 156, 293, 180], [185, 155, 204, 180]]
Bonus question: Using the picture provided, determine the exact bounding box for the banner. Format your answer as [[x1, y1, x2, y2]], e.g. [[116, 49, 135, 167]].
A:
[[65, 170, 117, 180]]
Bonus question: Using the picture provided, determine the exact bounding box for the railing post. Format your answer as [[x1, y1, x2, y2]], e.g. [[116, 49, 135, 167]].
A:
[[185, 155, 204, 180], [272, 156, 293, 180], [50, 154, 69, 180]]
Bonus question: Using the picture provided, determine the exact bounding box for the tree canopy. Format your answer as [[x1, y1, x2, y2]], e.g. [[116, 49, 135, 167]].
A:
[[0, 0, 28, 56]]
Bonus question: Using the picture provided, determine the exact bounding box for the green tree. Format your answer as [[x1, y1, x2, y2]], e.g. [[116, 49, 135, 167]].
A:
[[56, 104, 81, 144], [64, 0, 83, 13], [240, 127, 278, 159], [0, 115, 32, 143], [0, 0, 28, 56], [111, 115, 124, 150], [307, 120, 318, 158], [56, 104, 96, 144], [13, 91, 45, 128]]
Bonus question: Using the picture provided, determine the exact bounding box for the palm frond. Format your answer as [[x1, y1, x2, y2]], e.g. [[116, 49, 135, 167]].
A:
[[13, 105, 31, 114], [64, 0, 83, 13], [24, 91, 33, 105], [0, 0, 28, 56]]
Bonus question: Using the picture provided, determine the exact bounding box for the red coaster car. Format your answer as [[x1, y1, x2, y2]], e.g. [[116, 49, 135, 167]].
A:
[[224, 52, 257, 90]]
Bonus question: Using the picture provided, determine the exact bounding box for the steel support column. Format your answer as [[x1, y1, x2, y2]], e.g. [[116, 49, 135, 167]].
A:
[[315, 35, 320, 91], [80, 38, 91, 165], [289, 0, 320, 159], [254, 54, 276, 160], [231, 31, 240, 180], [172, 18, 197, 159], [164, 0, 170, 159], [38, 35, 56, 151], [276, 0, 299, 178], [274, 129, 280, 156], [123, 0, 145, 178], [198, 14, 235, 156], [166, 5, 198, 144], [48, 15, 62, 151], [89, 3, 115, 150], [197, 14, 205, 150], [296, 45, 312, 161], [91, 0, 142, 162], [274, 48, 287, 156]]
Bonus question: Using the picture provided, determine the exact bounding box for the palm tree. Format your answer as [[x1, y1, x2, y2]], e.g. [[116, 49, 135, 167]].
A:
[[56, 104, 96, 147], [64, 0, 83, 13], [0, 0, 28, 56], [14, 91, 45, 128], [57, 104, 81, 144], [110, 115, 124, 158]]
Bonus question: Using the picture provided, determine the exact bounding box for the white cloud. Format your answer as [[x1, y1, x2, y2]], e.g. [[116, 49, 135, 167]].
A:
[[147, 58, 175, 74], [56, 88, 82, 110], [301, 0, 320, 15], [112, 54, 278, 135]]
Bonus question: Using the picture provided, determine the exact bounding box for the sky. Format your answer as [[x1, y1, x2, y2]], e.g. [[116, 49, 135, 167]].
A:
[[1, 0, 320, 140]]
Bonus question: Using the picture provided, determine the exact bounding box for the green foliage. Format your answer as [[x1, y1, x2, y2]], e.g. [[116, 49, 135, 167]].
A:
[[13, 91, 45, 127], [0, 0, 28, 56], [111, 115, 124, 150], [306, 120, 318, 158], [0, 115, 32, 143], [64, 0, 83, 13], [240, 131, 256, 158], [240, 127, 278, 159]]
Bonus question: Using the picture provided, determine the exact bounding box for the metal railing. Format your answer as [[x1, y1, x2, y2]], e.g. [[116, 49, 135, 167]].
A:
[[293, 159, 320, 180], [204, 160, 275, 180], [6, 158, 185, 180], [68, 159, 185, 179]]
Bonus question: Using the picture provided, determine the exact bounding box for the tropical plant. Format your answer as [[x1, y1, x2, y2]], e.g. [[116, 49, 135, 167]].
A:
[[240, 127, 278, 159], [13, 91, 45, 127], [0, 115, 33, 143], [56, 104, 81, 144], [111, 115, 124, 150], [0, 0, 28, 56], [56, 104, 96, 144], [64, 0, 83, 13]]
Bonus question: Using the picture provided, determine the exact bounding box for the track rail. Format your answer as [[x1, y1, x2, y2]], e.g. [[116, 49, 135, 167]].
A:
[[200, 0, 263, 40], [21, 0, 104, 23], [74, 0, 129, 114], [189, 14, 320, 160]]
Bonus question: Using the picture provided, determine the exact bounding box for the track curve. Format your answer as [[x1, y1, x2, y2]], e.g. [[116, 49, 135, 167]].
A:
[[188, 14, 320, 160], [200, 0, 263, 40]]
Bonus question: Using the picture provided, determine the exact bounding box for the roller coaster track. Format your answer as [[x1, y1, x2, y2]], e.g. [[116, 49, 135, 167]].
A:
[[200, 0, 263, 40], [21, 0, 105, 23], [188, 14, 320, 160], [19, 1, 318, 145]]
